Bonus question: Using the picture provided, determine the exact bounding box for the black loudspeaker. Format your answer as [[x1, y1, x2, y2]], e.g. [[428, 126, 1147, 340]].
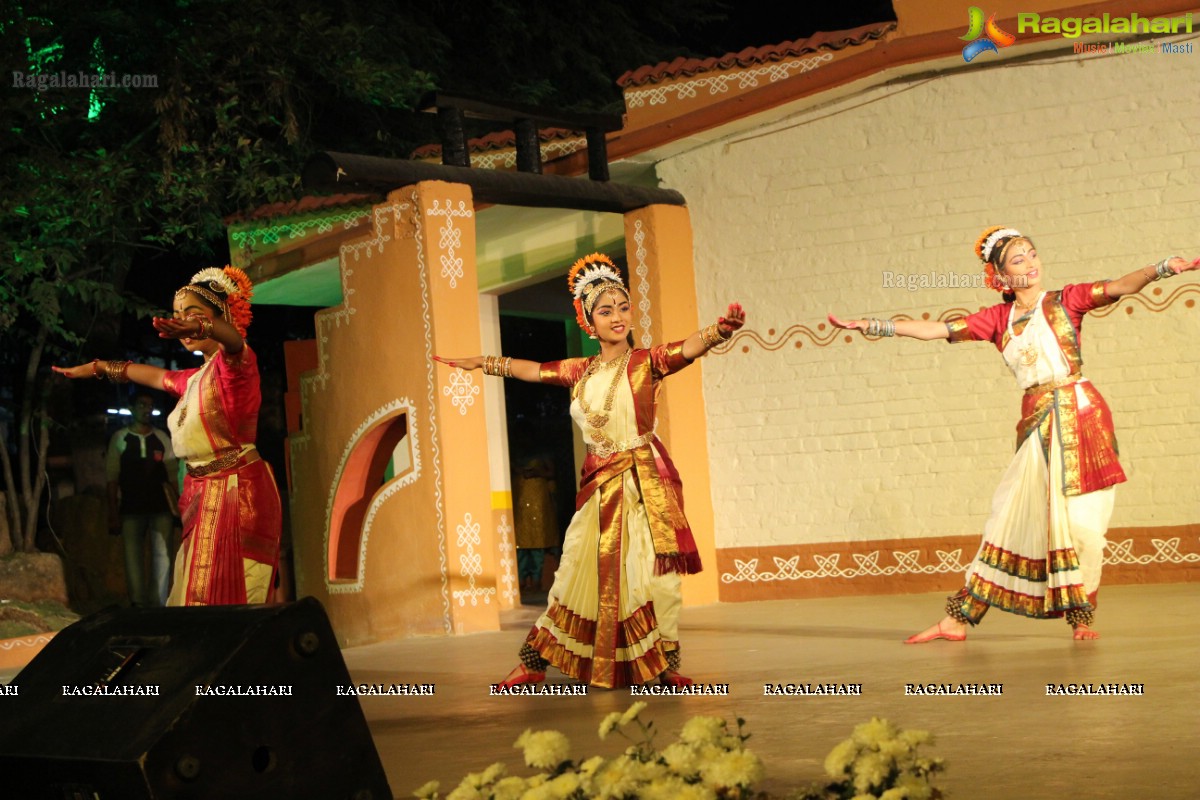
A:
[[0, 597, 392, 800]]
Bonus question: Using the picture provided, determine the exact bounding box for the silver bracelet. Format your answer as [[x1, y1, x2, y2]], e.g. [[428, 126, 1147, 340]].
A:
[[1155, 257, 1178, 280], [866, 318, 894, 337]]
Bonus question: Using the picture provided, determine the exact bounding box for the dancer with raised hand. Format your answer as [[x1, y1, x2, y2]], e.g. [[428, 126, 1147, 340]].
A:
[[830, 227, 1197, 641], [55, 266, 282, 605], [436, 253, 744, 688]]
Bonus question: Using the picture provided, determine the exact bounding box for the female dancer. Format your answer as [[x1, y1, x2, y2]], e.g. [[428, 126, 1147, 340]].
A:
[[436, 253, 744, 688], [831, 227, 1196, 641], [54, 267, 282, 605]]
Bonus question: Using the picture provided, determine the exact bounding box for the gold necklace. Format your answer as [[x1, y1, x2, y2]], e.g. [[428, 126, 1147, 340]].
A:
[[573, 349, 632, 430]]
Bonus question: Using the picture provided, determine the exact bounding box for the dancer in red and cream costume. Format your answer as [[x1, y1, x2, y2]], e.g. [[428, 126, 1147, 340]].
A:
[[56, 266, 282, 605], [831, 227, 1197, 641], [436, 254, 744, 688]]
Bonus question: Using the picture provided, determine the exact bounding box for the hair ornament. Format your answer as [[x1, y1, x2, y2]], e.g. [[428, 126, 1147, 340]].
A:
[[567, 253, 627, 333], [176, 265, 255, 336], [976, 226, 1023, 264]]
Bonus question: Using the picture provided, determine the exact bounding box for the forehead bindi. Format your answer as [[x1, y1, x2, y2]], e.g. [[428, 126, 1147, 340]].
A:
[[173, 291, 209, 315]]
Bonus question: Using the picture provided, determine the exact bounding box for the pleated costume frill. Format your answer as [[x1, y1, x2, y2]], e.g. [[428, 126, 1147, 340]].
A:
[[162, 345, 282, 606], [945, 283, 1126, 623], [527, 343, 702, 688]]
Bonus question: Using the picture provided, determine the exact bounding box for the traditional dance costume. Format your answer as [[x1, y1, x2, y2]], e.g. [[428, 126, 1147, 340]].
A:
[[163, 345, 281, 605], [945, 282, 1125, 625], [523, 343, 702, 688]]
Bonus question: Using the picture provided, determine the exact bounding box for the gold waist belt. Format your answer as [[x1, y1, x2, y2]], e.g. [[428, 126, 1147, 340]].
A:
[[1024, 374, 1084, 397], [187, 448, 259, 478], [586, 432, 655, 459]]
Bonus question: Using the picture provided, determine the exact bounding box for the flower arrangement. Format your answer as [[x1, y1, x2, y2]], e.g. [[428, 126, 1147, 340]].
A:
[[794, 717, 944, 800], [413, 701, 762, 800], [412, 708, 942, 800]]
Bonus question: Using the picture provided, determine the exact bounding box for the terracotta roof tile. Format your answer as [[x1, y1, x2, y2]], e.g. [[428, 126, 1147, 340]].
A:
[[410, 127, 583, 160], [617, 21, 895, 87], [225, 192, 377, 224]]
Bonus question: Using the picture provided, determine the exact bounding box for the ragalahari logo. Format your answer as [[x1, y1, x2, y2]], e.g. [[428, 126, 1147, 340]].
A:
[[961, 7, 1017, 61]]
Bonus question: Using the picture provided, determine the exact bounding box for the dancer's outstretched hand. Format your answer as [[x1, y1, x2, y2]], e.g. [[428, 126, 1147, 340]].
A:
[[433, 355, 483, 370], [827, 313, 868, 332], [51, 362, 100, 379], [718, 302, 746, 335], [1170, 256, 1200, 275]]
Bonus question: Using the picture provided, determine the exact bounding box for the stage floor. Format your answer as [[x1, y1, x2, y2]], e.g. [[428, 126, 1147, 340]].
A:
[[344, 583, 1200, 800]]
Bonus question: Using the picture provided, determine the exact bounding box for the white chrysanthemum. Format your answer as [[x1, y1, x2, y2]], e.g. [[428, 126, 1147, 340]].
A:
[[548, 772, 581, 799], [899, 728, 932, 748], [852, 751, 891, 794], [478, 763, 505, 785], [520, 784, 556, 800], [852, 718, 898, 748], [619, 700, 648, 727], [445, 783, 483, 800], [411, 779, 439, 799], [599, 711, 623, 740], [699, 748, 765, 789], [490, 776, 528, 800], [513, 729, 571, 770], [824, 738, 859, 778], [579, 755, 605, 776], [641, 776, 718, 800], [679, 716, 726, 746], [660, 742, 702, 779], [895, 771, 936, 800], [593, 756, 640, 799]]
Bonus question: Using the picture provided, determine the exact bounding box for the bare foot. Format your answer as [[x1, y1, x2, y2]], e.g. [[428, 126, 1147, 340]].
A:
[[1072, 624, 1100, 640], [496, 663, 545, 689], [904, 616, 967, 644]]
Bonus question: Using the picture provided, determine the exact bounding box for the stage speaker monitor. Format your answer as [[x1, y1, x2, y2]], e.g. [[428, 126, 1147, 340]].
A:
[[0, 597, 392, 800]]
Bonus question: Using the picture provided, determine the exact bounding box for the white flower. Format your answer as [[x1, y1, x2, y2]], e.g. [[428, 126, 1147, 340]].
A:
[[852, 751, 890, 794], [514, 729, 571, 770], [699, 748, 765, 789], [579, 755, 605, 776], [593, 756, 640, 799], [679, 716, 726, 746], [880, 788, 910, 800], [598, 711, 623, 740], [490, 776, 528, 800], [852, 718, 898, 748], [619, 701, 648, 727], [641, 776, 717, 800], [479, 762, 505, 784], [824, 739, 859, 778], [445, 784, 483, 800], [660, 742, 702, 778], [411, 780, 439, 799], [548, 772, 581, 798]]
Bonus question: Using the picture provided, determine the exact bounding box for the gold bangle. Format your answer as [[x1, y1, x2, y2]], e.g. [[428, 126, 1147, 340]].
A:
[[105, 360, 131, 383], [186, 314, 213, 340], [700, 323, 726, 349], [482, 355, 503, 376], [91, 359, 103, 379]]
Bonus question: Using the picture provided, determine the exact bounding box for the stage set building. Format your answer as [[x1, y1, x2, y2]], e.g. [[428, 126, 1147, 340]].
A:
[[226, 0, 1200, 647]]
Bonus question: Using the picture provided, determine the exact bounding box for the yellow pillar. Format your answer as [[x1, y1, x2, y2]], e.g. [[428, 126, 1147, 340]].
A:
[[623, 205, 719, 605], [418, 180, 502, 632]]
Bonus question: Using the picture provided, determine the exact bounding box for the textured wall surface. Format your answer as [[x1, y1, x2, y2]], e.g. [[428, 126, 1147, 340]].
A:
[[656, 47, 1200, 597]]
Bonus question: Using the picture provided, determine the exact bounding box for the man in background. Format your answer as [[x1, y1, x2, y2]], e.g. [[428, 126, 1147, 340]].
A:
[[106, 392, 178, 606]]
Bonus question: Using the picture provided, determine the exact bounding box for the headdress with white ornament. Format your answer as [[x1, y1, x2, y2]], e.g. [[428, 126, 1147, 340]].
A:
[[566, 253, 628, 335]]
